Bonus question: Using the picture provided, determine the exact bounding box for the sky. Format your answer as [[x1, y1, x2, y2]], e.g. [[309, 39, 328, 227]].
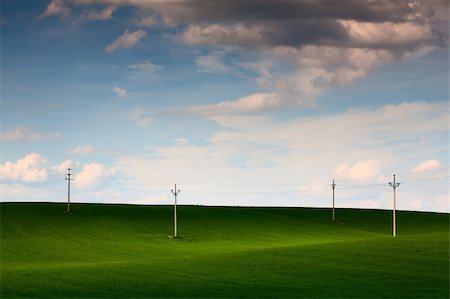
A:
[[1, 0, 448, 212]]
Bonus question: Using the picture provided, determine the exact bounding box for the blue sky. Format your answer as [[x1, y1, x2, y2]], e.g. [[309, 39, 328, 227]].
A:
[[1, 0, 448, 212]]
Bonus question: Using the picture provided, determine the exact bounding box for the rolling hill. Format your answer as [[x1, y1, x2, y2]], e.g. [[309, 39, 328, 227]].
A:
[[1, 203, 448, 298]]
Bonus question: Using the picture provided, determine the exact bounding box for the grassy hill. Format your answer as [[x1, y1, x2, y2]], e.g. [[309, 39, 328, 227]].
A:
[[1, 203, 448, 298]]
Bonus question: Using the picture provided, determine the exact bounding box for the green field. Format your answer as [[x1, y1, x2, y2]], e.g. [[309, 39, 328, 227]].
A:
[[0, 203, 448, 298]]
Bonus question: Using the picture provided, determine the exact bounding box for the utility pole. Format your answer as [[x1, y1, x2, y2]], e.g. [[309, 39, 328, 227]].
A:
[[65, 168, 74, 213], [331, 179, 336, 221], [388, 174, 400, 237], [171, 184, 180, 238]]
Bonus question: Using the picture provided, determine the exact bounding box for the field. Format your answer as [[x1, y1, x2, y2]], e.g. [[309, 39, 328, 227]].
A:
[[0, 203, 448, 298]]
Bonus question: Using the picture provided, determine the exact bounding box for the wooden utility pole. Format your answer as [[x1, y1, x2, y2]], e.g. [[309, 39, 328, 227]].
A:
[[389, 175, 400, 237], [331, 179, 336, 221], [171, 184, 180, 238], [65, 168, 74, 213]]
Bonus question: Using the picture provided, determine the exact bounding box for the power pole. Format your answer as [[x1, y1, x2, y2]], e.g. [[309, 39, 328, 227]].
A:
[[65, 168, 74, 213], [171, 184, 180, 238], [388, 174, 400, 237], [331, 179, 336, 221]]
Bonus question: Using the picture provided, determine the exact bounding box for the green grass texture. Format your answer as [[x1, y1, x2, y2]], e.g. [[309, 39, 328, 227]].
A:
[[1, 203, 448, 298]]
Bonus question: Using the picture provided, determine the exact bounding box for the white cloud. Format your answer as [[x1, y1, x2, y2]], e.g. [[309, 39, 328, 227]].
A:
[[105, 29, 147, 53], [116, 100, 447, 210], [181, 23, 268, 47], [335, 159, 384, 181], [0, 127, 60, 142], [112, 86, 128, 98], [134, 15, 158, 27], [82, 5, 116, 20], [67, 145, 94, 156], [188, 93, 282, 115], [435, 194, 449, 213], [133, 195, 169, 205], [0, 183, 54, 202], [340, 20, 435, 49], [252, 46, 396, 105], [130, 106, 153, 127], [127, 61, 162, 79], [0, 153, 48, 182], [182, 25, 435, 110], [173, 138, 188, 146], [88, 191, 169, 205], [196, 51, 230, 73], [53, 160, 81, 174], [128, 61, 161, 72], [38, 0, 70, 19], [74, 163, 117, 189], [37, 1, 445, 112], [410, 160, 442, 173]]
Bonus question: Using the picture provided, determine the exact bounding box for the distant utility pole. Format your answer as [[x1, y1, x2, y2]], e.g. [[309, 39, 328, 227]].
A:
[[388, 174, 400, 237], [331, 179, 336, 221], [65, 168, 74, 213], [171, 184, 181, 238]]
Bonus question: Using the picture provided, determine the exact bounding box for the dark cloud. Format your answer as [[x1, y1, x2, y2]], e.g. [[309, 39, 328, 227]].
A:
[[138, 0, 417, 24], [69, 0, 430, 23], [46, 0, 448, 50], [180, 19, 348, 49], [266, 19, 348, 47]]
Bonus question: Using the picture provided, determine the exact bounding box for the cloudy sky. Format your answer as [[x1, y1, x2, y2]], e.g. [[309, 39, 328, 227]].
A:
[[1, 0, 448, 212]]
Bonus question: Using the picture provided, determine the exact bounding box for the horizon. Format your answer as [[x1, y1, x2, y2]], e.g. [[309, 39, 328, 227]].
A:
[[1, 0, 448, 212], [1, 201, 448, 215]]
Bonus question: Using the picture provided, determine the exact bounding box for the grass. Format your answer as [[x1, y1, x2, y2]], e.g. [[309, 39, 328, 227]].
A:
[[0, 202, 448, 298]]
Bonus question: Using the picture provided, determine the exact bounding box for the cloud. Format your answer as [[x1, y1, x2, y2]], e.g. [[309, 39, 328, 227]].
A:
[[69, 0, 424, 24], [127, 61, 162, 79], [177, 11, 443, 51], [250, 46, 396, 105], [130, 106, 152, 127], [410, 160, 442, 173], [116, 101, 447, 210], [38, 0, 116, 21], [0, 183, 54, 202], [42, 0, 447, 110], [105, 29, 147, 53], [128, 61, 161, 72], [89, 191, 169, 205], [134, 15, 158, 27], [53, 160, 81, 174], [133, 195, 169, 205], [340, 20, 436, 49], [38, 0, 70, 19], [195, 51, 230, 73], [52, 160, 117, 190], [173, 1, 445, 109], [188, 93, 282, 115], [436, 194, 449, 213], [0, 153, 48, 182], [112, 86, 128, 97], [67, 145, 94, 156], [82, 5, 116, 20], [186, 38, 426, 110], [44, 1, 447, 49], [0, 127, 60, 142], [74, 163, 116, 189], [181, 23, 271, 48], [335, 159, 384, 181]]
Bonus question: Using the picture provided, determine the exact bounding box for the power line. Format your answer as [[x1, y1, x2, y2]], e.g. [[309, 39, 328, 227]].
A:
[[402, 175, 450, 183]]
